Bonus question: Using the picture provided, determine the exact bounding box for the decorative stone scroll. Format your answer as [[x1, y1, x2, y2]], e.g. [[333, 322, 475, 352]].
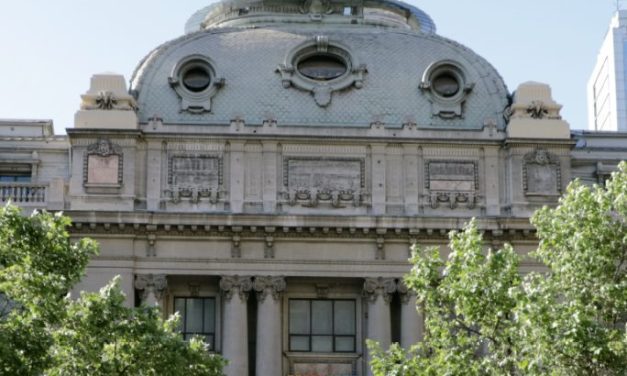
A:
[[134, 274, 168, 306], [277, 36, 367, 107], [362, 277, 397, 304], [425, 160, 478, 209], [219, 276, 253, 301], [396, 280, 416, 305], [165, 154, 224, 203], [523, 149, 561, 195], [281, 157, 368, 208], [253, 276, 286, 302], [83, 139, 123, 186]]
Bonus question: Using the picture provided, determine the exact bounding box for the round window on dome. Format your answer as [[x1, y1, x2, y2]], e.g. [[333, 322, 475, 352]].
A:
[[432, 72, 460, 98], [182, 64, 212, 93], [297, 54, 347, 81]]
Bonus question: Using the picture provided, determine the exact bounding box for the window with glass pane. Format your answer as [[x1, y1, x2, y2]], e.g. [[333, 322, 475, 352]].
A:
[[174, 297, 216, 350], [289, 299, 356, 353]]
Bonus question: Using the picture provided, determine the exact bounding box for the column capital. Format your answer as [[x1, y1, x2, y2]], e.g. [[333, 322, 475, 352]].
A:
[[134, 274, 168, 303], [253, 276, 286, 302], [363, 277, 396, 304], [397, 280, 417, 304], [220, 275, 253, 301]]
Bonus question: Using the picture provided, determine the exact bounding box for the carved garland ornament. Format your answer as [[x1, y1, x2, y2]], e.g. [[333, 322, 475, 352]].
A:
[[277, 36, 367, 107]]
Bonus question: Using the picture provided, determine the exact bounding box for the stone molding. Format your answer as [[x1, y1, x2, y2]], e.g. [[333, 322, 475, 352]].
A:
[[362, 277, 396, 304], [220, 275, 253, 301], [134, 274, 168, 302], [253, 276, 286, 302]]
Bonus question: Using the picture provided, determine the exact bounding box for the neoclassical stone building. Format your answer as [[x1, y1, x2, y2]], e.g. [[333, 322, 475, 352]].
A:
[[1, 1, 626, 375]]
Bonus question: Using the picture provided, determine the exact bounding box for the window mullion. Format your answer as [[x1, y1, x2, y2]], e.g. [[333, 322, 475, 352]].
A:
[[309, 300, 313, 352]]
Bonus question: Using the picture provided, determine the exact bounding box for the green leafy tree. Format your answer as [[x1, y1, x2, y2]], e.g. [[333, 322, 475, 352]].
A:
[[370, 162, 627, 376], [0, 205, 225, 375]]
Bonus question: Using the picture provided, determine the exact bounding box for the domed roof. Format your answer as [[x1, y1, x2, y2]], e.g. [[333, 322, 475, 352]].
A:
[[130, 0, 509, 130], [184, 0, 437, 34]]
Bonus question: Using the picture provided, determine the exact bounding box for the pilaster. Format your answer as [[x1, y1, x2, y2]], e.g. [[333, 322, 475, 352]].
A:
[[220, 275, 252, 376], [363, 277, 396, 376], [253, 276, 286, 376]]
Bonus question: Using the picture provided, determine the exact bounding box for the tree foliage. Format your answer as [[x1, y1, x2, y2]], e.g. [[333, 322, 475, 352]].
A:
[[370, 162, 627, 376], [0, 205, 225, 375]]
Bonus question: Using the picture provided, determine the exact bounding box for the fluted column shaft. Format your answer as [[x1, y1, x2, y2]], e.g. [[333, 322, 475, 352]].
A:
[[220, 276, 252, 376], [254, 276, 286, 376]]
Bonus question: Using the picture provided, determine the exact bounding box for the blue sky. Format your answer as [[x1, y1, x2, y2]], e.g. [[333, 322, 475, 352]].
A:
[[0, 1, 615, 133]]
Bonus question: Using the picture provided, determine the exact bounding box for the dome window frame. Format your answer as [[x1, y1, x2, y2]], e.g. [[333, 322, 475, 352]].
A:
[[277, 36, 367, 108], [168, 55, 225, 114], [420, 60, 474, 119]]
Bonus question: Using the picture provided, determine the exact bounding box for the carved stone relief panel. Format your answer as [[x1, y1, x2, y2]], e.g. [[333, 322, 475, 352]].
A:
[[83, 139, 123, 186], [386, 150, 403, 203], [425, 160, 478, 209], [523, 149, 561, 196], [281, 157, 368, 208], [165, 154, 224, 203], [244, 144, 262, 202]]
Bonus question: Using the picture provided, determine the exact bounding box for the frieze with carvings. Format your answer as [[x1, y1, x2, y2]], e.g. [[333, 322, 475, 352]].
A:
[[164, 154, 224, 204], [281, 157, 369, 208], [523, 149, 561, 195], [83, 139, 124, 186], [425, 160, 478, 209]]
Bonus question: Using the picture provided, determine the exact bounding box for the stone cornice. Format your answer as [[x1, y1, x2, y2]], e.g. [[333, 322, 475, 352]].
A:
[[66, 211, 537, 240]]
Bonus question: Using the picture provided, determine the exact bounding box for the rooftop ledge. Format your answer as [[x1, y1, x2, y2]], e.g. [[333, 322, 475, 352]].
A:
[[185, 0, 436, 34]]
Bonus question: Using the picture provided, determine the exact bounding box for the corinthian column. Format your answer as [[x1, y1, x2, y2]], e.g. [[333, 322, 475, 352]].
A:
[[398, 281, 424, 348], [363, 277, 396, 376], [220, 276, 252, 376], [253, 276, 286, 376], [134, 274, 167, 309]]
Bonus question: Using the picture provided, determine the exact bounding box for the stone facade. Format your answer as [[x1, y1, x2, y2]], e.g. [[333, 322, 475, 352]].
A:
[[1, 1, 626, 375]]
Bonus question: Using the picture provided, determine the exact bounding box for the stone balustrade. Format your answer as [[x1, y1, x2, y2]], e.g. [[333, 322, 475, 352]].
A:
[[0, 183, 47, 204]]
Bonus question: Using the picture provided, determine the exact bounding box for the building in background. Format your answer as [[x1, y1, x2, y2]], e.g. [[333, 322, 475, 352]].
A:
[[1, 1, 626, 375], [588, 10, 627, 131]]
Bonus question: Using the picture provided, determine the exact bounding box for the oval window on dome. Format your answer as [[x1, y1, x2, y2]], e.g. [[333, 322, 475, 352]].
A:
[[432, 72, 460, 98], [182, 66, 212, 93], [298, 55, 347, 81]]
